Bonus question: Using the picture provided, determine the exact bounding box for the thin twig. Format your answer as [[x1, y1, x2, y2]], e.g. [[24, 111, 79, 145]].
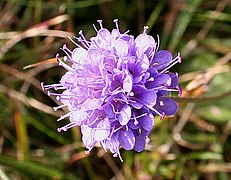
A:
[[171, 88, 231, 103]]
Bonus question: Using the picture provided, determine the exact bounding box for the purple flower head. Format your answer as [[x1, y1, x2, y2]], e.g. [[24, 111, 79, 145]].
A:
[[42, 19, 181, 161]]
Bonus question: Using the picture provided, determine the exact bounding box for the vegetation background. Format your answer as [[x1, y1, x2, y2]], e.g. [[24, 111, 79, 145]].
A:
[[0, 0, 231, 179]]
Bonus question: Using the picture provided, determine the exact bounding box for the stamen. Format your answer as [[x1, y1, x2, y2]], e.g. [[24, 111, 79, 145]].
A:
[[54, 86, 66, 90], [156, 35, 160, 52], [41, 82, 45, 90], [78, 30, 90, 48], [57, 122, 77, 132], [113, 149, 123, 162], [134, 118, 139, 125], [53, 104, 66, 111], [111, 104, 120, 114], [91, 39, 101, 49], [101, 141, 108, 152], [85, 146, 94, 154], [57, 112, 71, 121], [56, 96, 79, 102], [161, 88, 178, 92], [48, 91, 61, 96], [44, 84, 65, 91], [114, 126, 123, 132], [42, 83, 62, 90], [143, 26, 149, 33], [146, 105, 162, 117], [149, 50, 155, 61], [131, 113, 139, 125], [62, 44, 72, 53], [76, 36, 89, 49], [113, 97, 128, 104], [87, 116, 99, 126], [97, 20, 103, 29], [178, 54, 182, 63], [68, 36, 82, 48], [60, 45, 72, 60], [160, 112, 166, 120], [56, 54, 75, 72], [125, 125, 129, 131], [131, 113, 147, 120], [113, 19, 119, 31], [159, 53, 181, 74], [129, 92, 134, 96], [128, 98, 137, 104], [93, 24, 98, 32], [108, 87, 122, 95], [176, 85, 182, 96]]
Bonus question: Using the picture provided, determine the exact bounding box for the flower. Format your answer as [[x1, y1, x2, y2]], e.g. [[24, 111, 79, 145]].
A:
[[42, 19, 181, 161]]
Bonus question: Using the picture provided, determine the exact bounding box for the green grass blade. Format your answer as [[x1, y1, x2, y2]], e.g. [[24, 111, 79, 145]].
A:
[[0, 155, 64, 179], [146, 2, 164, 33], [186, 152, 222, 160], [168, 0, 203, 51]]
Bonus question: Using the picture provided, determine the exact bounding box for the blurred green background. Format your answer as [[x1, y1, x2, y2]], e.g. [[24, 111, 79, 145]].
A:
[[0, 0, 231, 179]]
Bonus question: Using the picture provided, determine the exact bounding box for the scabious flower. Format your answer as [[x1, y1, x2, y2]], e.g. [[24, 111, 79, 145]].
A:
[[42, 19, 181, 161]]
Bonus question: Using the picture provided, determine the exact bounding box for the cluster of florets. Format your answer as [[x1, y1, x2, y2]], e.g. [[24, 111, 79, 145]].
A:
[[42, 19, 181, 161]]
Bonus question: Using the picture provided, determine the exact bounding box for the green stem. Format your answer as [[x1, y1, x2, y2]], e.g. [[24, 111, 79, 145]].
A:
[[171, 89, 231, 103]]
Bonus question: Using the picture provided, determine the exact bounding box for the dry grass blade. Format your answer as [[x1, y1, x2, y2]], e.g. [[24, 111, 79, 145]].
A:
[[23, 58, 57, 70], [0, 14, 72, 59], [179, 51, 231, 83], [182, 0, 230, 56], [102, 152, 125, 180], [0, 84, 61, 117], [189, 114, 216, 132], [198, 163, 231, 173], [0, 63, 41, 89]]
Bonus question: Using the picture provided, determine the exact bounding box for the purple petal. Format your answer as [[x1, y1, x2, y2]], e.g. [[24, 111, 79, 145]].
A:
[[60, 72, 76, 88], [97, 28, 111, 44], [117, 104, 132, 125], [118, 129, 135, 150], [133, 55, 149, 77], [111, 29, 120, 39], [129, 100, 143, 109], [151, 50, 172, 69], [167, 72, 178, 88], [139, 112, 154, 131], [82, 98, 103, 111], [148, 67, 159, 78], [72, 48, 88, 64], [94, 118, 110, 141], [128, 120, 140, 129], [88, 49, 102, 64], [103, 103, 115, 118], [104, 133, 120, 154], [81, 126, 95, 149], [134, 135, 146, 152], [70, 110, 88, 124], [136, 90, 157, 107], [123, 72, 133, 92], [154, 97, 178, 116], [146, 74, 171, 89], [114, 39, 128, 56], [135, 34, 155, 55]]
